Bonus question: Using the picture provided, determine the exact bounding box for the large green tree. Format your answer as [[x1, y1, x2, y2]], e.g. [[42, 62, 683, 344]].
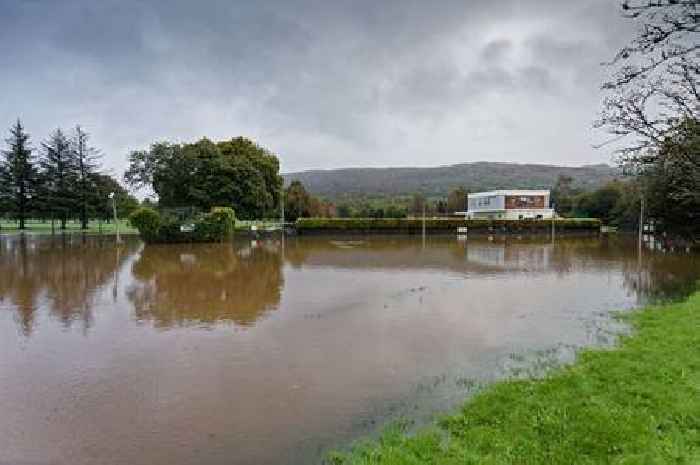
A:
[[125, 137, 283, 220], [1, 120, 38, 229]]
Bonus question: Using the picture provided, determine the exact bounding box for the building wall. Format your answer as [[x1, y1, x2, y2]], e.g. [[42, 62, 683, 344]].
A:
[[467, 194, 505, 212], [468, 209, 554, 220]]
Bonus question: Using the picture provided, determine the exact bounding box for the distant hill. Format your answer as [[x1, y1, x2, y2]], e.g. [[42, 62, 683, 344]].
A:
[[283, 162, 620, 199]]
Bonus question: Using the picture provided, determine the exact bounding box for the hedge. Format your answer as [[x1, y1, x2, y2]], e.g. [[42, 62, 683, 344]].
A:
[[295, 217, 601, 234], [129, 207, 236, 243]]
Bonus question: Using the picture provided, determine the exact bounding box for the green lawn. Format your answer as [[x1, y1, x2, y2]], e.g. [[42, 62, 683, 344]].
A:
[[0, 219, 138, 234], [330, 290, 700, 465]]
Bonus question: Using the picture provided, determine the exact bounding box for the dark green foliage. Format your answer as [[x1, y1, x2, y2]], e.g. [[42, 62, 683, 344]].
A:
[[572, 181, 624, 225], [125, 137, 282, 220], [129, 207, 235, 243], [285, 180, 317, 221], [128, 207, 162, 242], [194, 207, 236, 242], [296, 218, 601, 234], [37, 128, 77, 229], [72, 126, 102, 229], [644, 118, 700, 236], [447, 187, 467, 213], [91, 173, 139, 220], [0, 119, 38, 229], [332, 290, 700, 464]]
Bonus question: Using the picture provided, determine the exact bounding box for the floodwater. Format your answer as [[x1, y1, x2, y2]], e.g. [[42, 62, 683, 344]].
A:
[[0, 234, 698, 465]]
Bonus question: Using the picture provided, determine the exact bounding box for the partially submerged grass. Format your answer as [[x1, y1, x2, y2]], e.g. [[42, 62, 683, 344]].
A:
[[0, 219, 137, 234], [329, 291, 700, 464]]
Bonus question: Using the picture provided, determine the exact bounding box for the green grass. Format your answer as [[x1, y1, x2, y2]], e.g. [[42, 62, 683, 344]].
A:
[[0, 219, 138, 234], [329, 291, 700, 465]]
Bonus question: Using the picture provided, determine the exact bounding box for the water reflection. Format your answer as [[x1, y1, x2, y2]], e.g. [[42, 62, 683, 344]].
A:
[[0, 234, 698, 465], [0, 234, 138, 335], [1, 235, 698, 337], [127, 241, 283, 328]]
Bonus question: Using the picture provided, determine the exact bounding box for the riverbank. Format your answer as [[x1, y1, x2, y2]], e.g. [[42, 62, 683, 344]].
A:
[[329, 289, 700, 464]]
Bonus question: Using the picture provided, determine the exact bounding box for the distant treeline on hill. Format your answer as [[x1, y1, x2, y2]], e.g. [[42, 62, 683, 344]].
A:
[[282, 162, 620, 199]]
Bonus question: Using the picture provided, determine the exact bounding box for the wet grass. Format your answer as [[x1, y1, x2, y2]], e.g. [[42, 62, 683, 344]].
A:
[[0, 219, 137, 234], [328, 290, 700, 464]]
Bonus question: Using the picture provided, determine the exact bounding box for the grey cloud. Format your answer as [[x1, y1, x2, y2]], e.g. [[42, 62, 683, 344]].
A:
[[0, 0, 633, 174], [481, 39, 512, 63]]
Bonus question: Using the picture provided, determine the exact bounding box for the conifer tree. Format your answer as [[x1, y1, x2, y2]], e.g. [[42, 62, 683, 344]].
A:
[[72, 126, 102, 229], [39, 128, 77, 229], [1, 119, 38, 229]]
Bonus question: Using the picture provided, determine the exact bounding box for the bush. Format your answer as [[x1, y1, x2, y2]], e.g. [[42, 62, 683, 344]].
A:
[[129, 206, 235, 243], [129, 207, 162, 242], [195, 207, 236, 242]]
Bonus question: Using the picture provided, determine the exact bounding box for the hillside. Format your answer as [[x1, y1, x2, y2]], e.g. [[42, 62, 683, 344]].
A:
[[283, 162, 620, 199]]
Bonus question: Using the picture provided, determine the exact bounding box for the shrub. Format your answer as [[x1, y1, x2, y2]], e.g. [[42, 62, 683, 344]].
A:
[[195, 207, 236, 242], [129, 207, 162, 242], [295, 217, 601, 233], [129, 206, 236, 243]]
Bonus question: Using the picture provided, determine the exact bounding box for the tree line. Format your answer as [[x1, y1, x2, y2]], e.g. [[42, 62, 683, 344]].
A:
[[0, 119, 138, 230], [595, 1, 699, 237]]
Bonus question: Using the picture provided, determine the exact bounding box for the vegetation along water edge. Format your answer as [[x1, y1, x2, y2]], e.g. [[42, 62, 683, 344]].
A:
[[328, 288, 700, 464]]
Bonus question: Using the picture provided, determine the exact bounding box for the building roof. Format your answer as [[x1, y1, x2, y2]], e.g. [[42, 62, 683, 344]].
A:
[[467, 189, 550, 198]]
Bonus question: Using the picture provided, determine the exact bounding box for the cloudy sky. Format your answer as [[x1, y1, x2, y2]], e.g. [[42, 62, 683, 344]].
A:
[[0, 0, 634, 177]]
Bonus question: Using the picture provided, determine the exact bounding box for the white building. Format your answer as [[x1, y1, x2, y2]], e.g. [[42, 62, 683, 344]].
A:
[[457, 190, 555, 220]]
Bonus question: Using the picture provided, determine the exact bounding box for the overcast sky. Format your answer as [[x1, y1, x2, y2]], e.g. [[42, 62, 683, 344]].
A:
[[0, 0, 634, 177]]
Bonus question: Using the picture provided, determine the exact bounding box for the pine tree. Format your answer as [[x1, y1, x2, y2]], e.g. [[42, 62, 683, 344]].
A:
[[1, 119, 38, 229], [72, 126, 102, 229], [39, 128, 77, 229]]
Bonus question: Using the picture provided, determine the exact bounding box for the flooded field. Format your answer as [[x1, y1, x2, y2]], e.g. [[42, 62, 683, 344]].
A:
[[0, 234, 698, 465]]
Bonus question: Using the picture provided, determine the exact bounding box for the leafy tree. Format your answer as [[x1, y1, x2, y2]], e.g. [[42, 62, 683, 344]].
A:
[[72, 126, 102, 229], [644, 118, 700, 234], [551, 175, 580, 216], [284, 180, 320, 221], [385, 205, 407, 218], [1, 120, 38, 229], [336, 204, 352, 218], [38, 128, 77, 229], [125, 137, 282, 220], [610, 179, 642, 229], [91, 173, 139, 221], [447, 187, 467, 213], [434, 199, 448, 215], [573, 181, 624, 225], [410, 193, 427, 216]]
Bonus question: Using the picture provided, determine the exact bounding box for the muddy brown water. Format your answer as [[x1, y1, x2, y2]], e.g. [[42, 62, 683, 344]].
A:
[[0, 234, 698, 465]]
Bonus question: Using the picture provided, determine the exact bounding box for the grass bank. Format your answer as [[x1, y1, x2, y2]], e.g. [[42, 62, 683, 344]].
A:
[[330, 290, 700, 464], [0, 219, 137, 234], [297, 218, 601, 234]]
